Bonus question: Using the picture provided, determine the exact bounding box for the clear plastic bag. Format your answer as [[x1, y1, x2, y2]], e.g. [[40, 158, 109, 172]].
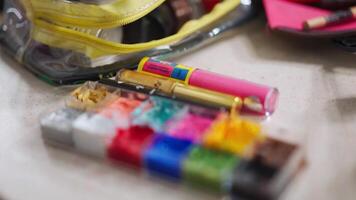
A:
[[0, 0, 261, 84]]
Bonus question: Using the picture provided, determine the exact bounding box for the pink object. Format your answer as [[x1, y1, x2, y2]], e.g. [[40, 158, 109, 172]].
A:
[[189, 69, 279, 115], [166, 113, 214, 143], [138, 57, 279, 115], [264, 0, 356, 33], [142, 61, 174, 77], [99, 98, 142, 118]]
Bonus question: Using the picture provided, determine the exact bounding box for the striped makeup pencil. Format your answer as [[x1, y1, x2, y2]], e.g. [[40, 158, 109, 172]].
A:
[[303, 6, 356, 30]]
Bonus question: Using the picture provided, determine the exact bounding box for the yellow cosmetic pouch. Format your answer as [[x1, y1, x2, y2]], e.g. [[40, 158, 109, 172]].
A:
[[29, 0, 240, 58]]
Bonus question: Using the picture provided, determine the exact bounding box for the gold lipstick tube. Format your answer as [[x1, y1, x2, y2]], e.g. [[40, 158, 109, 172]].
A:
[[172, 83, 242, 110], [118, 68, 175, 93], [117, 70, 243, 110]]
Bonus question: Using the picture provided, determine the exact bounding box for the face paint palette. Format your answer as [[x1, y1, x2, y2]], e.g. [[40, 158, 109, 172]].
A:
[[40, 81, 304, 200]]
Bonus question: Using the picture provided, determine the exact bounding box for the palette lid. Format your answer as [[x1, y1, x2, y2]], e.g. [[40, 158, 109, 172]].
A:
[[263, 0, 356, 37]]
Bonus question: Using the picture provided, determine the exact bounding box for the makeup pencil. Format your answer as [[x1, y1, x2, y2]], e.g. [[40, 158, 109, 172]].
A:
[[116, 69, 269, 113], [303, 6, 356, 30]]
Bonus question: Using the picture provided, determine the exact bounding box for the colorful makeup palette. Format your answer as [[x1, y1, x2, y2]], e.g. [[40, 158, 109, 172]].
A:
[[41, 81, 304, 200]]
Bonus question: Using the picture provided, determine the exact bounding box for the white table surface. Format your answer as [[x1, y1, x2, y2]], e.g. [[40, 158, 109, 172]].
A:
[[1, 17, 356, 200]]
